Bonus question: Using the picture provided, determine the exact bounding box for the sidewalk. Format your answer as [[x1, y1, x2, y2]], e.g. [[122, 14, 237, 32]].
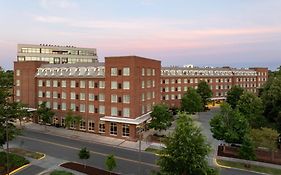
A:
[[20, 122, 160, 151]]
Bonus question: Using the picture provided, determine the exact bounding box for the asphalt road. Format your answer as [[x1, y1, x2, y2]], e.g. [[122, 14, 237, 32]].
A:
[[12, 129, 158, 175], [11, 118, 266, 175]]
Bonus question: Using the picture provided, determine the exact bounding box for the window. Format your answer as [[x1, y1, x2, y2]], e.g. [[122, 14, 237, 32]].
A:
[[80, 104, 85, 112], [88, 120, 95, 132], [99, 105, 105, 115], [152, 80, 155, 87], [80, 93, 85, 100], [147, 69, 151, 76], [16, 90, 20, 97], [71, 92, 75, 100], [123, 81, 130, 90], [89, 81, 94, 88], [123, 108, 130, 117], [38, 91, 43, 98], [89, 104, 95, 113], [80, 120, 86, 130], [111, 107, 117, 116], [70, 103, 76, 111], [53, 102, 58, 110], [122, 124, 130, 137], [99, 81, 105, 88], [38, 80, 43, 87], [46, 91, 51, 98], [71, 80, 76, 88], [46, 102, 51, 108], [62, 92, 66, 99], [80, 81, 85, 88], [53, 80, 58, 87], [16, 70, 20, 76], [142, 68, 145, 76], [110, 122, 117, 135], [152, 69, 155, 76], [141, 93, 145, 101], [147, 80, 151, 88], [111, 81, 117, 89], [123, 67, 130, 76], [62, 80, 66, 87], [61, 103, 66, 111], [46, 80, 51, 87], [147, 92, 151, 100], [53, 91, 58, 98], [111, 68, 117, 76], [99, 122, 105, 133], [141, 81, 145, 88], [89, 93, 94, 101], [111, 94, 117, 103], [123, 95, 130, 104], [99, 93, 105, 102]]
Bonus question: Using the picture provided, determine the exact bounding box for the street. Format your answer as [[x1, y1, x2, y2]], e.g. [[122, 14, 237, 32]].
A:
[[9, 109, 267, 175]]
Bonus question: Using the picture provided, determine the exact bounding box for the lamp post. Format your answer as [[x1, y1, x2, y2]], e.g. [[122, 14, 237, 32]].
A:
[[137, 125, 144, 175]]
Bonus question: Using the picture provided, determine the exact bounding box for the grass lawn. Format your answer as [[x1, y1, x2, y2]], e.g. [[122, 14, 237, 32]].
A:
[[217, 159, 281, 175], [145, 147, 161, 154], [0, 151, 29, 174], [50, 170, 74, 175], [9, 148, 44, 160]]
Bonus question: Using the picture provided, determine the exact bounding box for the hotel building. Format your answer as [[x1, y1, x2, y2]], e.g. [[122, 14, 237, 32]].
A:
[[14, 55, 268, 140]]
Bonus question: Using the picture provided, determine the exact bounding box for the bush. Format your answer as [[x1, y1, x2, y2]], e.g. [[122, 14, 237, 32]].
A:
[[0, 151, 29, 170], [50, 170, 74, 175]]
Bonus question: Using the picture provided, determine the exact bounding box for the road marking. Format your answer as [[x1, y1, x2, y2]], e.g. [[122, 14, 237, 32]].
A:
[[18, 136, 159, 168]]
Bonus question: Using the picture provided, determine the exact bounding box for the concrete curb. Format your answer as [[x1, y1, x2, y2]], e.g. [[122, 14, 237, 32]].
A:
[[8, 163, 31, 175], [214, 157, 270, 175]]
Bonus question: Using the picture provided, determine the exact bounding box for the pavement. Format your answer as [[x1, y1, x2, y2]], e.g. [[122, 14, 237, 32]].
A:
[[19, 122, 156, 151]]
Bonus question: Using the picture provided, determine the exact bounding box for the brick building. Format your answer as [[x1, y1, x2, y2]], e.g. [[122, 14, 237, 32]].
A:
[[14, 56, 268, 140]]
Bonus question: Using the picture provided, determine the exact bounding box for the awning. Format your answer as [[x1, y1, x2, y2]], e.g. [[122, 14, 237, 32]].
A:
[[100, 112, 151, 125]]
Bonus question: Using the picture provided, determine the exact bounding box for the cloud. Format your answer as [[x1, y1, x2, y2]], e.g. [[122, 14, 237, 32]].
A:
[[40, 0, 78, 9]]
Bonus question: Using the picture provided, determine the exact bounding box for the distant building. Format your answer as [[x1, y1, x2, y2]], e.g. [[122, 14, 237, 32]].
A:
[[17, 44, 98, 64], [14, 51, 268, 141]]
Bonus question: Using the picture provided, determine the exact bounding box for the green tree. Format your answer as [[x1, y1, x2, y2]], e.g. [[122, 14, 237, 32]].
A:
[[65, 110, 75, 129], [250, 127, 279, 160], [197, 81, 212, 109], [158, 112, 217, 175], [79, 147, 90, 168], [210, 103, 249, 143], [36, 102, 55, 130], [73, 115, 82, 130], [105, 154, 117, 174], [261, 72, 281, 130], [237, 92, 265, 128], [148, 104, 173, 132], [181, 88, 203, 114], [239, 135, 256, 163], [226, 85, 244, 109]]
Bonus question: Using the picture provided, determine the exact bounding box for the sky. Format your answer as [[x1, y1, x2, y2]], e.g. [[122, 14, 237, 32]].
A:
[[0, 0, 281, 70]]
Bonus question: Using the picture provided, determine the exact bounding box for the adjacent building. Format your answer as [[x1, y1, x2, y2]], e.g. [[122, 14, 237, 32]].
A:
[[17, 44, 98, 64], [14, 54, 268, 141]]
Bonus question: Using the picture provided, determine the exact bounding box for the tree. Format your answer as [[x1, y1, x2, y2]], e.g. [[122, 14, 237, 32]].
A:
[[105, 154, 117, 174], [239, 134, 256, 164], [12, 102, 29, 129], [65, 110, 75, 129], [236, 92, 265, 128], [181, 88, 203, 114], [79, 147, 90, 168], [250, 127, 279, 160], [261, 72, 281, 130], [226, 85, 244, 109], [210, 103, 249, 144], [158, 112, 217, 175], [197, 81, 212, 109], [73, 115, 82, 130], [36, 102, 55, 130], [148, 104, 173, 132]]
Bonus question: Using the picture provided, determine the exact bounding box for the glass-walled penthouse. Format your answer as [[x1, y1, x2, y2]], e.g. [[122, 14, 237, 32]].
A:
[[17, 44, 98, 64]]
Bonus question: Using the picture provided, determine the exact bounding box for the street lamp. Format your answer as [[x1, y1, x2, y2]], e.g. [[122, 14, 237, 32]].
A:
[[137, 125, 144, 175], [5, 112, 10, 175]]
